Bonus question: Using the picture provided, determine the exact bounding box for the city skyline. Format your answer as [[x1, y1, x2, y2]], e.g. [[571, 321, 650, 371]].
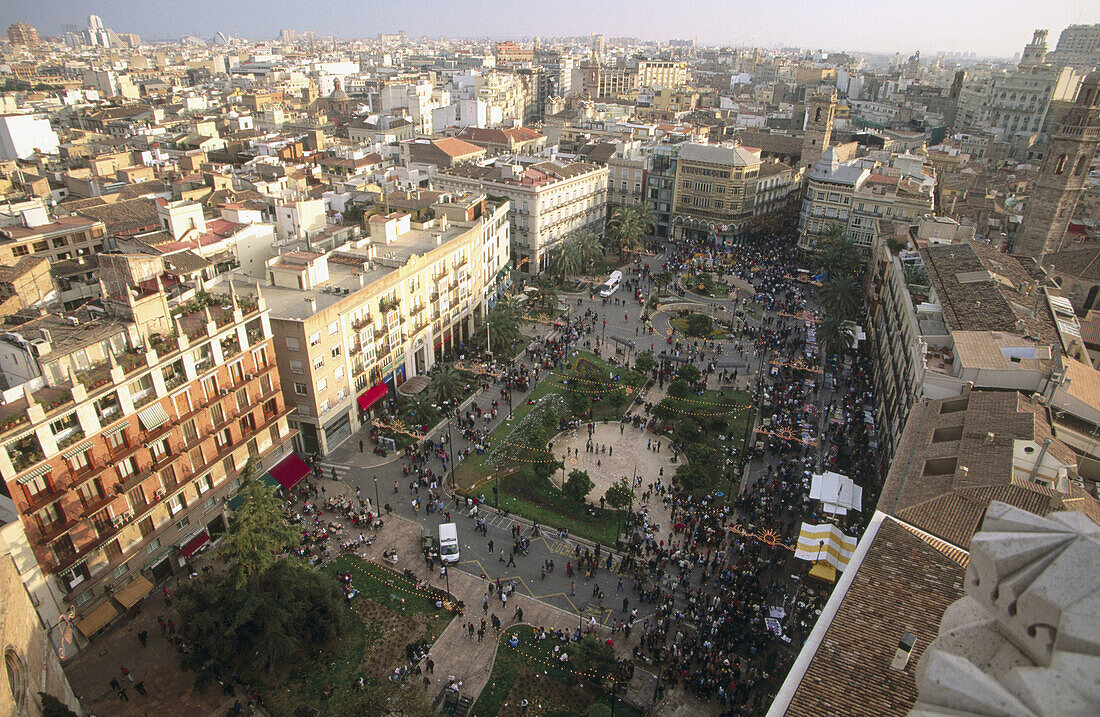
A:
[[3, 0, 1097, 57]]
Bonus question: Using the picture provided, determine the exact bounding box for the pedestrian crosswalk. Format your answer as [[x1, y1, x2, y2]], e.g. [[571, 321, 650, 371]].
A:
[[317, 462, 354, 481]]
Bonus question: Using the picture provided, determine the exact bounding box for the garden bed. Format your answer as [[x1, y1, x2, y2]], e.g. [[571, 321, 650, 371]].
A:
[[472, 626, 641, 717], [258, 556, 455, 717]]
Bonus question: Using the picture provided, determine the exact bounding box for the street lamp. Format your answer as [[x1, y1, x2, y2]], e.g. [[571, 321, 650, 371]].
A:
[[373, 475, 380, 517], [446, 412, 457, 491]]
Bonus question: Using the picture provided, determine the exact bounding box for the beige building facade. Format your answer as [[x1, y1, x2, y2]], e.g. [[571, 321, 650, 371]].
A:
[[231, 194, 511, 456]]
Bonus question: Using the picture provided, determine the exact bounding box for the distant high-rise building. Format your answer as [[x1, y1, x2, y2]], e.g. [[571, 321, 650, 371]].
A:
[[1048, 23, 1100, 72], [1011, 72, 1100, 258], [591, 33, 606, 59], [7, 23, 38, 46], [279, 28, 296, 43], [87, 14, 103, 30], [1019, 29, 1049, 68]]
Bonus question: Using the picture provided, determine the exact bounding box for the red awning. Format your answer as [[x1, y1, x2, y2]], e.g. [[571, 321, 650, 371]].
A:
[[357, 382, 388, 411], [269, 452, 310, 490], [180, 530, 210, 559]]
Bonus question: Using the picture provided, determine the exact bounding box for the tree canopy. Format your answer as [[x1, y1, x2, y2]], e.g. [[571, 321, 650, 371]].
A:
[[564, 469, 595, 504]]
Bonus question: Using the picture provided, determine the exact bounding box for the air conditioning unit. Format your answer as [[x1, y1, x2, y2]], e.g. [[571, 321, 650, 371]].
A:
[[122, 510, 134, 522], [219, 388, 229, 396], [112, 514, 126, 527], [245, 373, 255, 380], [154, 488, 166, 500]]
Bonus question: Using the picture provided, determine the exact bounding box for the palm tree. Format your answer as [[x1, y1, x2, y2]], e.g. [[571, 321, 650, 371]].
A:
[[817, 314, 858, 359], [495, 294, 523, 320], [818, 274, 862, 320], [533, 277, 558, 312], [548, 241, 582, 281], [608, 205, 655, 258], [404, 393, 438, 427], [487, 302, 522, 354], [430, 367, 463, 405], [572, 230, 604, 272], [815, 223, 861, 280]]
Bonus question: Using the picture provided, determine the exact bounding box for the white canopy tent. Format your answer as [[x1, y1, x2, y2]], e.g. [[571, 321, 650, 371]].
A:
[[810, 471, 863, 515]]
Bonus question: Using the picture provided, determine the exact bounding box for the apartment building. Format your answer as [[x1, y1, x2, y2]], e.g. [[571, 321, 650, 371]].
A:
[[863, 237, 1100, 473], [228, 193, 510, 455], [578, 63, 638, 99], [434, 161, 608, 275], [637, 60, 688, 89], [797, 149, 935, 253], [0, 270, 296, 649], [671, 143, 798, 241], [0, 209, 106, 265], [1047, 23, 1100, 71]]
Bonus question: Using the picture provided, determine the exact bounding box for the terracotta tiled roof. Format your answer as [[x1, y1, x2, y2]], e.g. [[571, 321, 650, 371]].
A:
[[784, 518, 966, 717], [895, 484, 1054, 549], [76, 198, 159, 235], [431, 137, 484, 158]]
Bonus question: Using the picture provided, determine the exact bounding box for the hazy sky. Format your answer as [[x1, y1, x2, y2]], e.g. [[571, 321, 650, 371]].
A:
[[5, 1, 1097, 57]]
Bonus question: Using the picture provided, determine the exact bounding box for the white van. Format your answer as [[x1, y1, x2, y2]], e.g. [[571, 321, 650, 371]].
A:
[[438, 522, 460, 564], [598, 270, 623, 297]]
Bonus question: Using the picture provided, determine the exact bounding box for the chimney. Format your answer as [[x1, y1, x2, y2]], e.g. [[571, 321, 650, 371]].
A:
[[890, 632, 917, 671], [306, 297, 317, 312], [985, 432, 995, 444]]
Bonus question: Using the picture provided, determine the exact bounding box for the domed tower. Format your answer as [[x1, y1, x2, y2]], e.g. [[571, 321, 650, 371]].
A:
[[800, 89, 836, 172], [1012, 72, 1100, 259]]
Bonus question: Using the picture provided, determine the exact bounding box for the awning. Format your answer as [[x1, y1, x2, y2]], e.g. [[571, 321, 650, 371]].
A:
[[267, 452, 310, 490], [357, 381, 388, 411], [102, 421, 130, 438], [113, 574, 153, 609], [179, 530, 210, 559], [17, 462, 52, 485], [137, 403, 170, 431], [76, 601, 119, 638], [227, 493, 245, 510], [61, 440, 93, 460]]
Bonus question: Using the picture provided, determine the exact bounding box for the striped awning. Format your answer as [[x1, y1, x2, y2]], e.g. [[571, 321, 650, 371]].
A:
[[17, 462, 52, 484], [102, 421, 130, 438], [137, 403, 170, 431], [61, 440, 93, 460]]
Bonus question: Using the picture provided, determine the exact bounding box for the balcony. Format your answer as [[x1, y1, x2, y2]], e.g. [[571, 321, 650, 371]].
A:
[[220, 334, 243, 359], [75, 363, 113, 392], [35, 516, 80, 548], [56, 429, 87, 452], [24, 482, 69, 513]]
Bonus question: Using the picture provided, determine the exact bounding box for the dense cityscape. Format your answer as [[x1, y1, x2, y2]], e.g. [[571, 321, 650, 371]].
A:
[[0, 5, 1098, 717]]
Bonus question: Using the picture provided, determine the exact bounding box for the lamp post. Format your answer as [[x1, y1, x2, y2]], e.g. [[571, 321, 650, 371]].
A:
[[373, 475, 380, 517], [446, 412, 456, 491]]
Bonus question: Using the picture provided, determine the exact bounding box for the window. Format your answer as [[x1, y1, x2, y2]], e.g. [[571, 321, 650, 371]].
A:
[[146, 537, 162, 554], [116, 456, 137, 479], [260, 373, 273, 395], [175, 516, 190, 531], [328, 321, 338, 336], [167, 494, 186, 516], [203, 497, 216, 512], [312, 355, 324, 370], [138, 516, 154, 537], [931, 426, 964, 443], [210, 403, 225, 426], [940, 397, 969, 414], [202, 375, 219, 399], [285, 337, 300, 351], [182, 419, 198, 445], [22, 474, 48, 498], [922, 457, 958, 476], [104, 539, 122, 561], [290, 360, 304, 374], [294, 382, 308, 396], [317, 377, 328, 392], [330, 345, 341, 358], [194, 474, 213, 495], [236, 388, 249, 413], [222, 455, 236, 477], [111, 564, 128, 580], [214, 428, 232, 449], [308, 332, 321, 347], [334, 366, 344, 381], [150, 438, 169, 461]]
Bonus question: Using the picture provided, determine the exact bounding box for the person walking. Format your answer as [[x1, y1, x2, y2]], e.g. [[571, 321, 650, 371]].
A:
[[134, 681, 147, 696], [488, 539, 494, 554], [117, 688, 128, 702], [137, 630, 148, 647]]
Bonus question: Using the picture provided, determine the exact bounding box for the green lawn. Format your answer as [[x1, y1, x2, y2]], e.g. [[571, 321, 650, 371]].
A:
[[485, 467, 630, 546], [669, 314, 728, 339], [472, 626, 643, 717], [454, 352, 627, 489], [259, 556, 456, 717]]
